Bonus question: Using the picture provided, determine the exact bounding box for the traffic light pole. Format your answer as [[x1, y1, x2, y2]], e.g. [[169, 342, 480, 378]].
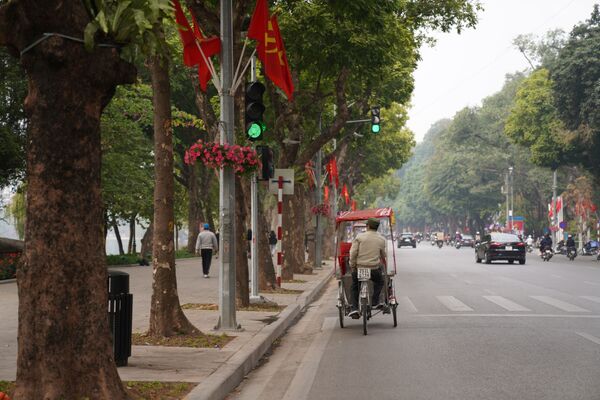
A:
[[216, 0, 239, 331], [250, 55, 261, 301]]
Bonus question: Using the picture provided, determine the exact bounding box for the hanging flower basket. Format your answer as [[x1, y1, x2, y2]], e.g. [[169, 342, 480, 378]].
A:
[[184, 140, 261, 176], [311, 203, 331, 217]]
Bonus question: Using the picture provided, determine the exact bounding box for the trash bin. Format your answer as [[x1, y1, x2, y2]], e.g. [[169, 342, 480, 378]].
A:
[[107, 270, 133, 367]]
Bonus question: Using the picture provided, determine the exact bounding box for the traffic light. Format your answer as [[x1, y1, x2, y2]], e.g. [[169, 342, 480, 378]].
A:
[[245, 81, 266, 141], [256, 145, 274, 181], [370, 106, 381, 133]]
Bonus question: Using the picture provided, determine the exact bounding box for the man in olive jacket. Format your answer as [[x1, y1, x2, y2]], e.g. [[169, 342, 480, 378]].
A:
[[348, 218, 386, 318]]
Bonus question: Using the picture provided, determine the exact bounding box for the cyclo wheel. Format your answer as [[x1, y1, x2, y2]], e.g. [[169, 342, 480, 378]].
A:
[[361, 293, 368, 336], [338, 282, 344, 328]]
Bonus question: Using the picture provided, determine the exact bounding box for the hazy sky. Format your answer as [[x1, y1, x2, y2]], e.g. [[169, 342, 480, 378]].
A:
[[407, 0, 599, 142]]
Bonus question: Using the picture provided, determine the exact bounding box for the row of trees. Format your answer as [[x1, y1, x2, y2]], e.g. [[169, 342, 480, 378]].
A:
[[393, 5, 600, 237], [0, 0, 481, 397]]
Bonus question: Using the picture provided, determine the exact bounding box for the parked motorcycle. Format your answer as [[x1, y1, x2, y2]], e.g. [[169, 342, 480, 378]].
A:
[[526, 245, 533, 253]]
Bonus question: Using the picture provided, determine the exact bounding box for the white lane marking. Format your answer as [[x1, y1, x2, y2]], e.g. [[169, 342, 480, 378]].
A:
[[580, 296, 600, 304], [575, 331, 600, 346], [584, 281, 600, 286], [530, 296, 590, 312], [436, 296, 474, 312], [281, 317, 336, 400], [397, 296, 418, 313], [483, 296, 531, 312], [484, 289, 497, 295], [415, 314, 600, 318]]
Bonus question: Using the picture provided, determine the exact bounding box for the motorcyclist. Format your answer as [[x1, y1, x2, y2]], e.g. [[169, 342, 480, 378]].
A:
[[539, 234, 553, 253], [566, 234, 576, 250], [526, 235, 534, 251], [348, 218, 386, 319]]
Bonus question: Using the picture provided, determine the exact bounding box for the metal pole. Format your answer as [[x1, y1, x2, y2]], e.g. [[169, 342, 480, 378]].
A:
[[505, 173, 509, 231], [552, 169, 558, 249], [510, 167, 515, 232], [217, 0, 238, 330], [249, 56, 260, 300], [314, 114, 323, 270], [276, 176, 284, 287]]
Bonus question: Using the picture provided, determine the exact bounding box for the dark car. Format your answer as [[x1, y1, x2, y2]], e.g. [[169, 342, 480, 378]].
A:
[[461, 234, 475, 248], [475, 232, 526, 264], [398, 233, 417, 248]]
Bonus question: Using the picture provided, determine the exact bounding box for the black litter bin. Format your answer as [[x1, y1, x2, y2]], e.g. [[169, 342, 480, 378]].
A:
[[107, 271, 133, 367]]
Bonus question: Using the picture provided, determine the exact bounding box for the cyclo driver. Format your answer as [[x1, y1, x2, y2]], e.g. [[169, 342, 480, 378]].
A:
[[348, 218, 386, 319]]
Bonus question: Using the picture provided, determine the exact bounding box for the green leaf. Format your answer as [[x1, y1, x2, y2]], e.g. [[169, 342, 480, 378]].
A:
[[83, 21, 100, 51], [96, 10, 109, 33], [112, 1, 132, 32]]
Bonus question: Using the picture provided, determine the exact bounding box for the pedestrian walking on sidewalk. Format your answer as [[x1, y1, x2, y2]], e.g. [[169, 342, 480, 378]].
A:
[[268, 230, 277, 255], [195, 223, 219, 278]]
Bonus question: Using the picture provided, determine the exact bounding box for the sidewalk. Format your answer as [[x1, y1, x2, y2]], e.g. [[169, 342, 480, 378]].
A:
[[0, 257, 333, 399]]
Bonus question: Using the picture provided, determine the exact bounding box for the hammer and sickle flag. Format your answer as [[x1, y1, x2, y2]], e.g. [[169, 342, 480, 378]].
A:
[[173, 0, 221, 91], [248, 0, 294, 101]]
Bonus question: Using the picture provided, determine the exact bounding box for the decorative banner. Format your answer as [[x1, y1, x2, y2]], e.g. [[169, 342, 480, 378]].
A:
[[305, 161, 316, 189], [248, 0, 294, 101], [351, 200, 357, 211], [173, 0, 220, 91], [342, 184, 350, 205], [324, 185, 329, 203]]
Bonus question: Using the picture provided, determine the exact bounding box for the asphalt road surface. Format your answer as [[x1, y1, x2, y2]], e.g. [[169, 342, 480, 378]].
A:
[[228, 242, 600, 400]]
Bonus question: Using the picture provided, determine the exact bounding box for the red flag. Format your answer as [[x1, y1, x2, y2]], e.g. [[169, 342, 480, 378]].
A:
[[263, 15, 294, 100], [324, 186, 329, 203], [342, 184, 350, 205], [173, 0, 221, 91], [248, 0, 269, 49], [330, 158, 339, 189], [351, 200, 357, 211], [248, 2, 294, 101]]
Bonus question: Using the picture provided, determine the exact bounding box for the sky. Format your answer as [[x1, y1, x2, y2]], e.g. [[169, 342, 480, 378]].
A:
[[407, 0, 599, 142]]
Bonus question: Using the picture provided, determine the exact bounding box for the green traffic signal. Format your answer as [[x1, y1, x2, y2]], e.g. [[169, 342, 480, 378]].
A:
[[370, 106, 381, 134], [247, 122, 263, 140]]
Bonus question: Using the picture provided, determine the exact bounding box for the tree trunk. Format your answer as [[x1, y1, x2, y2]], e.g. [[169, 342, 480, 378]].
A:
[[128, 214, 136, 254], [140, 220, 153, 264], [258, 203, 277, 290], [236, 177, 250, 307], [0, 1, 136, 397], [112, 217, 125, 255], [148, 52, 197, 336], [282, 184, 308, 278]]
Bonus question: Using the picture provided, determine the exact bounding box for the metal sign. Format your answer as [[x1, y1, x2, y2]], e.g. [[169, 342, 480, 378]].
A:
[[268, 169, 295, 195]]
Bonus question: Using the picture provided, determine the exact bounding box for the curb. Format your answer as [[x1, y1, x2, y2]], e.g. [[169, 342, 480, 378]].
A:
[[185, 267, 333, 400]]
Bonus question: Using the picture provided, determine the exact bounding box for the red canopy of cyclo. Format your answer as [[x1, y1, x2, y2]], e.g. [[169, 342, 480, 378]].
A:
[[336, 208, 394, 225]]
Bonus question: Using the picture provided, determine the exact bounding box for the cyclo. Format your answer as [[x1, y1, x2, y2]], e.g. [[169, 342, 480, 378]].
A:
[[335, 208, 398, 335]]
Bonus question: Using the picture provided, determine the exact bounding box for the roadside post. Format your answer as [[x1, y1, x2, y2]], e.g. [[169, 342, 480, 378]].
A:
[[269, 169, 294, 287]]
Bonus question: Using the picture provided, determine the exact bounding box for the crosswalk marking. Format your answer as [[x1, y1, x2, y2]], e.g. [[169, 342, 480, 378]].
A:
[[483, 296, 530, 312], [530, 296, 590, 312], [397, 296, 418, 313], [436, 296, 474, 312], [580, 296, 600, 304], [575, 331, 600, 346]]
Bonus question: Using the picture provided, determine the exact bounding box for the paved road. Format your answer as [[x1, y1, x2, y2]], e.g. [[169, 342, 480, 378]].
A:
[[228, 243, 600, 400]]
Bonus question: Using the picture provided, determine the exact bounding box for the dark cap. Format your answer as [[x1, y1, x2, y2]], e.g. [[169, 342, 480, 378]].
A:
[[367, 218, 380, 230]]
